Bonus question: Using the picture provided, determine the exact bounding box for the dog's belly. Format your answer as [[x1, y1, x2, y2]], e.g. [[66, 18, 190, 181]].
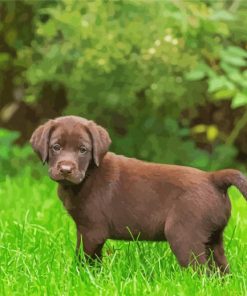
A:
[[109, 231, 166, 242], [108, 216, 166, 241]]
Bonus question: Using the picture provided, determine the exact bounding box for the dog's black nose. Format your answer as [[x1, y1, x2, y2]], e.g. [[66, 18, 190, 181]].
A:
[[60, 164, 73, 176]]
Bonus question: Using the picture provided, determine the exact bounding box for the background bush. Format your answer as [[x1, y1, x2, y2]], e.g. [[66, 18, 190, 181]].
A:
[[1, 0, 247, 172], [1, 3, 247, 294]]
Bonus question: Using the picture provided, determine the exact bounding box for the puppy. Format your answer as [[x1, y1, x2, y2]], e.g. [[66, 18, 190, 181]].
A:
[[30, 116, 247, 273]]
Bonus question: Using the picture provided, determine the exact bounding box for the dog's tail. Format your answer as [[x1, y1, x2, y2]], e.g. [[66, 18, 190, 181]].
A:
[[210, 169, 247, 200]]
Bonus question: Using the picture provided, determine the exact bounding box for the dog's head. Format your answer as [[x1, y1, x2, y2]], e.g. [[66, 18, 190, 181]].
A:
[[30, 116, 111, 185]]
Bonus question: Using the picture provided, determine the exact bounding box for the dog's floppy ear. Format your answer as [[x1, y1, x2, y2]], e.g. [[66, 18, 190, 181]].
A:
[[87, 121, 111, 167], [30, 120, 54, 164]]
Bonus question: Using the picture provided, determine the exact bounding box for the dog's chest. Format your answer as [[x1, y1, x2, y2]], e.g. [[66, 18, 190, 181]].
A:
[[61, 195, 74, 211], [57, 185, 91, 225], [57, 186, 77, 212]]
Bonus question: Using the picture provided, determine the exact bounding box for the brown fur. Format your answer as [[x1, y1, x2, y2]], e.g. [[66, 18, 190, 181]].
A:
[[30, 116, 247, 273]]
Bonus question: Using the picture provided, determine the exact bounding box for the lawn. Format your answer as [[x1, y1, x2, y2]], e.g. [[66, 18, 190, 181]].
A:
[[0, 169, 246, 296]]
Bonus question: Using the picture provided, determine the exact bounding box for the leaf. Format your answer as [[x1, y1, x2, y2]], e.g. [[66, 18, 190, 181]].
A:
[[56, 11, 81, 28], [220, 61, 238, 74], [186, 69, 205, 81], [211, 10, 234, 21], [192, 124, 207, 134], [38, 20, 57, 38], [227, 46, 247, 58], [221, 50, 247, 67], [0, 53, 10, 64], [231, 92, 247, 109], [226, 56, 247, 67], [207, 125, 218, 142], [208, 76, 234, 92], [228, 72, 247, 88], [214, 89, 235, 100], [185, 64, 209, 81]]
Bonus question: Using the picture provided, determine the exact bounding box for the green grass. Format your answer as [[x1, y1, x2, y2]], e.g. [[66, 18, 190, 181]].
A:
[[0, 169, 247, 296]]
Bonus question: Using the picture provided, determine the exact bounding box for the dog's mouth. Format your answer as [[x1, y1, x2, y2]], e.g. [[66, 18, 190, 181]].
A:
[[49, 169, 85, 185], [57, 178, 81, 186]]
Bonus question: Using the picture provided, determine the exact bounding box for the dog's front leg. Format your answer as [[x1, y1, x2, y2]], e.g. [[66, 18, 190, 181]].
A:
[[76, 227, 105, 262]]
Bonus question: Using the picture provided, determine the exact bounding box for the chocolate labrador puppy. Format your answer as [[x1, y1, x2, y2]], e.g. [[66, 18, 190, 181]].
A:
[[30, 116, 247, 273]]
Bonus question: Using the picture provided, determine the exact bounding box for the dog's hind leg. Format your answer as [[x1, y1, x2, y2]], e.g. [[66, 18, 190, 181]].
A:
[[164, 207, 210, 271], [206, 231, 230, 274], [165, 229, 208, 269]]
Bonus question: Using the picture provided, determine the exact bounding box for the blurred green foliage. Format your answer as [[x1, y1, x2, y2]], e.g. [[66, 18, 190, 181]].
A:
[[1, 0, 247, 173], [0, 129, 33, 179]]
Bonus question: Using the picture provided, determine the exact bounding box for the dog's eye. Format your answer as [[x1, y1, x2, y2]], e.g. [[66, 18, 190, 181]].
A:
[[52, 144, 61, 152], [79, 146, 87, 154]]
